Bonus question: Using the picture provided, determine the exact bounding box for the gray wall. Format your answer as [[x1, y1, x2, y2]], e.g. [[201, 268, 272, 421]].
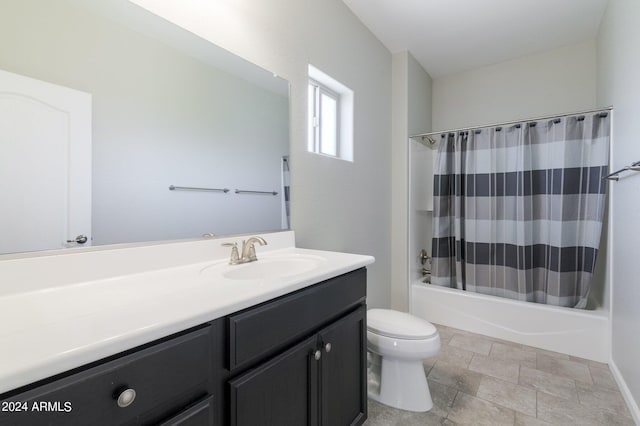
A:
[[130, 0, 393, 308], [597, 0, 640, 419], [407, 54, 433, 137], [391, 51, 433, 311]]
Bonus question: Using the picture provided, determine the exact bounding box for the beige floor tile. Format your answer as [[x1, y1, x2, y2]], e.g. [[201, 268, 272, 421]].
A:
[[599, 410, 637, 426], [449, 333, 493, 356], [428, 360, 484, 396], [367, 324, 633, 426], [536, 391, 607, 425], [434, 323, 456, 345], [530, 347, 570, 360], [394, 408, 450, 426], [469, 354, 520, 384], [477, 376, 536, 417], [515, 412, 552, 426], [434, 342, 475, 369], [518, 366, 577, 401], [428, 378, 458, 419], [536, 353, 593, 384], [588, 364, 619, 390], [365, 399, 400, 426], [568, 355, 608, 369], [489, 342, 537, 369], [448, 392, 516, 425], [365, 399, 447, 426], [423, 357, 437, 374], [577, 380, 632, 416]]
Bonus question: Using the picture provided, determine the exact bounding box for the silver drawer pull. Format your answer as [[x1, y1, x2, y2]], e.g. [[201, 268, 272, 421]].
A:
[[324, 343, 332, 353], [116, 388, 137, 408], [314, 350, 322, 361]]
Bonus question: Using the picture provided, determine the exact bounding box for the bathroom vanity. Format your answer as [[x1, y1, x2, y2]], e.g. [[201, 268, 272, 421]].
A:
[[0, 231, 373, 425]]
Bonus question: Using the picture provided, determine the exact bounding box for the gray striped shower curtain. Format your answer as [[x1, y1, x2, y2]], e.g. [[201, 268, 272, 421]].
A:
[[430, 112, 610, 308]]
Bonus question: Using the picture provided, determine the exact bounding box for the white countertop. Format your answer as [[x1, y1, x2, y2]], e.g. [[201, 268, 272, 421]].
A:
[[0, 232, 374, 394]]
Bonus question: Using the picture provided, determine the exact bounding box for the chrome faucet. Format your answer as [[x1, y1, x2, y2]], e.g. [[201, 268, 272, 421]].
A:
[[240, 236, 267, 263], [222, 236, 267, 265]]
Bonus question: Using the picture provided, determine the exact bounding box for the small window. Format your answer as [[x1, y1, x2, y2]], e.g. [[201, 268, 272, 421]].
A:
[[308, 79, 339, 156], [307, 65, 353, 161]]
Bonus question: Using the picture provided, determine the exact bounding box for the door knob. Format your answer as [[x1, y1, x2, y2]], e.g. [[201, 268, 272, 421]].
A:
[[313, 350, 322, 361], [66, 234, 88, 244], [324, 343, 332, 353]]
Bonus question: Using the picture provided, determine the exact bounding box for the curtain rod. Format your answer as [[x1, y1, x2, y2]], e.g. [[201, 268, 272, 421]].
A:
[[409, 106, 613, 142]]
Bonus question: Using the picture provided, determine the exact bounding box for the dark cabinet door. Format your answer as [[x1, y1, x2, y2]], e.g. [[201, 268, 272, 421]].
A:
[[228, 335, 319, 426], [319, 306, 367, 426], [157, 395, 215, 426]]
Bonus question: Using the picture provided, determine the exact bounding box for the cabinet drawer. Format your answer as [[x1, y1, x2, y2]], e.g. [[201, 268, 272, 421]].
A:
[[228, 268, 366, 370], [0, 326, 213, 426]]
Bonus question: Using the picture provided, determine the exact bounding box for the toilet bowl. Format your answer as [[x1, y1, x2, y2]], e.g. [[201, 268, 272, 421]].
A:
[[366, 309, 440, 412]]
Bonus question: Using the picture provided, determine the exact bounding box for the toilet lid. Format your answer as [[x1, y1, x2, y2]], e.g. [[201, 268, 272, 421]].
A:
[[367, 309, 437, 340]]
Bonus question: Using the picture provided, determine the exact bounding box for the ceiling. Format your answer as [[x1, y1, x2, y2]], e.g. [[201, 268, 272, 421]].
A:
[[342, 0, 609, 78]]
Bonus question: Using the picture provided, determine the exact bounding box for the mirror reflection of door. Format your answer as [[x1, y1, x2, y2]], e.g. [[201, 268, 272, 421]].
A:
[[0, 68, 91, 255]]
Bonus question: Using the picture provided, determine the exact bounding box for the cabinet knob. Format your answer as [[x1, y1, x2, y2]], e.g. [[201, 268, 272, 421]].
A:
[[313, 350, 322, 361], [324, 343, 332, 353], [115, 387, 137, 408]]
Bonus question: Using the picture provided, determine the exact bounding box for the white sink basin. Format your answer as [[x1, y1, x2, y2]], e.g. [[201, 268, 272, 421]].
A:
[[201, 254, 325, 281]]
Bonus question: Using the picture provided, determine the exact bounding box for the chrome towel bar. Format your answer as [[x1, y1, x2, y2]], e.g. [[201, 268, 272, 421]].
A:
[[604, 160, 640, 181], [169, 185, 229, 193], [235, 189, 278, 196], [168, 185, 278, 195]]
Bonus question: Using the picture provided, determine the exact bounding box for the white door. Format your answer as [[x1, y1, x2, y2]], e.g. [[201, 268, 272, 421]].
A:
[[0, 69, 91, 254]]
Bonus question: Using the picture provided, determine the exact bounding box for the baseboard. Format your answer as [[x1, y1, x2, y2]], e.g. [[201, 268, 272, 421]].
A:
[[609, 359, 640, 424]]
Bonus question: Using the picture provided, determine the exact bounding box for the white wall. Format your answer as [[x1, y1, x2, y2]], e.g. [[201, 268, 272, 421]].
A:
[[432, 41, 598, 131], [597, 0, 640, 421], [407, 55, 434, 303], [0, 0, 288, 245], [409, 141, 433, 287], [129, 0, 393, 308], [391, 51, 432, 311]]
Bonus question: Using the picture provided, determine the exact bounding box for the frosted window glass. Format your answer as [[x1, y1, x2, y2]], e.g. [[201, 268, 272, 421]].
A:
[[320, 94, 337, 156], [308, 84, 316, 152]]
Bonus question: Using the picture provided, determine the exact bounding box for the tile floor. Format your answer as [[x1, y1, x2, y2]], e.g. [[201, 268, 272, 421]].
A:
[[365, 323, 635, 426]]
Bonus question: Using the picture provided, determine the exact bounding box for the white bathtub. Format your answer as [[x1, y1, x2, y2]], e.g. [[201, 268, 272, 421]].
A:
[[410, 283, 610, 362]]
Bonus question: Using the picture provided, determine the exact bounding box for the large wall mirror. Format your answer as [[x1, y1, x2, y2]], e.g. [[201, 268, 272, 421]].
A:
[[0, 0, 290, 255]]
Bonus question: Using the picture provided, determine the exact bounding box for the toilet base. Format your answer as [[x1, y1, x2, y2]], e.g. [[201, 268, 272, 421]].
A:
[[367, 353, 433, 412]]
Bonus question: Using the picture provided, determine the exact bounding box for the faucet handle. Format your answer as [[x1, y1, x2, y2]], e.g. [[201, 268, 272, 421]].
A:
[[222, 242, 240, 264]]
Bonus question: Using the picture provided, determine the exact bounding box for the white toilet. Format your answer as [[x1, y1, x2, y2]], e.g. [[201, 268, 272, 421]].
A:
[[366, 308, 440, 412]]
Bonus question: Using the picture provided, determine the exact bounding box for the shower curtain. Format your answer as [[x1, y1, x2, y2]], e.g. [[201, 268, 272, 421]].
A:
[[430, 112, 610, 308]]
